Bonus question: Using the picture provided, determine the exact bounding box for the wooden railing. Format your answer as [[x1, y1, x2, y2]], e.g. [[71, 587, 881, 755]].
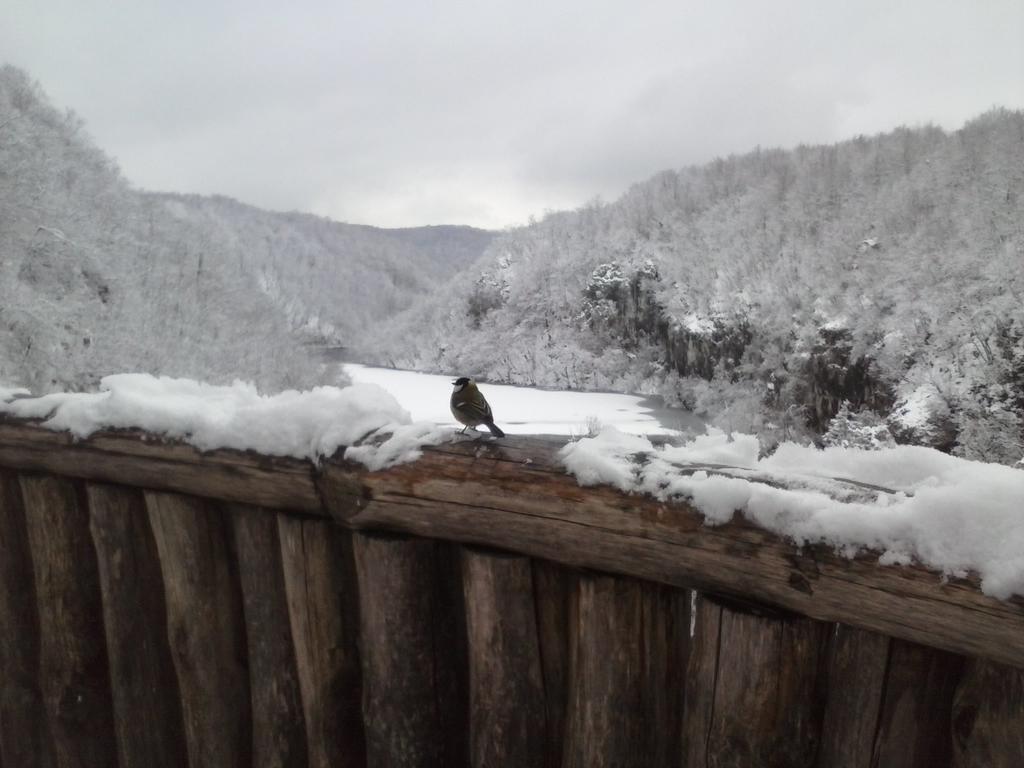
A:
[[0, 417, 1021, 767]]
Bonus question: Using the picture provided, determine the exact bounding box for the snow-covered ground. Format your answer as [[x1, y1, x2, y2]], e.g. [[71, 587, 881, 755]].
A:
[[341, 363, 700, 436]]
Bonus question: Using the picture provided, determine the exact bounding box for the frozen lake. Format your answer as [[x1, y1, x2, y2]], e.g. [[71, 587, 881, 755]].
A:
[[341, 364, 702, 436]]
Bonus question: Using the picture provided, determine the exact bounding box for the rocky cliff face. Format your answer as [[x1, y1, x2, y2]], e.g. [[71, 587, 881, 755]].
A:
[[581, 260, 892, 434], [794, 328, 893, 433]]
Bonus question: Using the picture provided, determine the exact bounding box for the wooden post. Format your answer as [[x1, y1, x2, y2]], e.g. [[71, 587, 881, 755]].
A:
[[87, 483, 187, 768], [429, 540, 470, 767], [816, 624, 891, 768], [352, 532, 468, 768], [230, 504, 308, 768], [681, 592, 723, 768], [277, 515, 365, 768], [461, 547, 545, 768], [776, 611, 831, 765], [681, 594, 829, 768], [952, 659, 1024, 767], [870, 640, 964, 768], [146, 491, 251, 768], [532, 560, 573, 768], [19, 474, 118, 768], [0, 471, 51, 768], [563, 574, 645, 768], [640, 583, 690, 768]]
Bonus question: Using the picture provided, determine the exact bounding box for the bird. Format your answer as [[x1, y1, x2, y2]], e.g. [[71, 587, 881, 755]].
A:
[[450, 377, 505, 437]]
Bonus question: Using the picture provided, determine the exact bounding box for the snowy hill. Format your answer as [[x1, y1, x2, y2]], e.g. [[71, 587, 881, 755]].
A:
[[0, 66, 315, 392], [368, 111, 1024, 464], [0, 66, 493, 392], [150, 193, 494, 343]]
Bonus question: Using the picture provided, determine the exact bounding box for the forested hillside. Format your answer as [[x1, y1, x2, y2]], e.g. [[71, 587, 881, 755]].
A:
[[153, 194, 494, 342], [368, 111, 1024, 464], [0, 66, 492, 393]]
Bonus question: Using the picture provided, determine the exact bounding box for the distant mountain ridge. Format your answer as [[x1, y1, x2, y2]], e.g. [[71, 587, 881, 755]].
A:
[[148, 192, 495, 342]]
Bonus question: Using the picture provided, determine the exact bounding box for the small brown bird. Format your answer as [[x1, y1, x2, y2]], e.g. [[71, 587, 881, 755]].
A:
[[450, 377, 505, 437]]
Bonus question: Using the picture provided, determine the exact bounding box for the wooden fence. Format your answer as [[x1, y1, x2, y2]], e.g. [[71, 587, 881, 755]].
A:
[[0, 417, 1021, 767]]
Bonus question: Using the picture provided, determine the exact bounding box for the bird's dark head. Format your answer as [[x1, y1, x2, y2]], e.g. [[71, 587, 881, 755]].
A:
[[452, 376, 472, 390]]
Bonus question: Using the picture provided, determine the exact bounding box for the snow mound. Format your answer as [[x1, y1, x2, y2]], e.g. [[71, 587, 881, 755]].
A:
[[0, 373, 447, 469], [1, 385, 30, 402], [561, 426, 1024, 599]]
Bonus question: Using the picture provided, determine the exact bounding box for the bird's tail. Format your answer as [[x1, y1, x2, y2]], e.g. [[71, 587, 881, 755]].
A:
[[485, 422, 506, 438]]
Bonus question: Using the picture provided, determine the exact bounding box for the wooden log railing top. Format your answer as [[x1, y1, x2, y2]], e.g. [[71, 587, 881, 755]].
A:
[[2, 416, 1023, 670], [0, 417, 322, 512]]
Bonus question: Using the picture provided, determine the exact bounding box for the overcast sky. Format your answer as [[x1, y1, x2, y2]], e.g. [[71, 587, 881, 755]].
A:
[[4, 1, 1022, 229]]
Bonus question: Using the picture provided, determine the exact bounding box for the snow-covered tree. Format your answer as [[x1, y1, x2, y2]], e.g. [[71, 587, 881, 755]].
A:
[[824, 402, 896, 450]]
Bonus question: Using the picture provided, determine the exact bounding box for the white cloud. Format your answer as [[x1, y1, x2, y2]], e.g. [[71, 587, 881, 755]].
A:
[[3, 0, 1022, 228]]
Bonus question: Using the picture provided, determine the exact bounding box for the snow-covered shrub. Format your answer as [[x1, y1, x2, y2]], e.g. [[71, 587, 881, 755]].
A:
[[655, 372, 696, 409], [954, 406, 1024, 465], [689, 375, 766, 436], [579, 261, 627, 331], [466, 274, 505, 328], [583, 261, 627, 303], [465, 257, 516, 328], [888, 384, 957, 451], [823, 402, 896, 450]]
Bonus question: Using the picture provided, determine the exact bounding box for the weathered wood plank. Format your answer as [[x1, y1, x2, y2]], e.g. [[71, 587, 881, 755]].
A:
[[145, 491, 251, 768], [775, 612, 831, 766], [680, 592, 722, 767], [0, 420, 320, 512], [319, 436, 1024, 669], [681, 595, 828, 768], [230, 504, 308, 768], [563, 574, 645, 768], [560, 574, 688, 768], [19, 475, 118, 768], [87, 483, 187, 768], [706, 607, 808, 767], [461, 548, 545, 768], [352, 532, 468, 768], [430, 540, 470, 767], [815, 624, 891, 768], [640, 583, 690, 768], [0, 471, 52, 768], [952, 658, 1024, 767], [532, 560, 573, 768], [277, 515, 365, 768], [871, 640, 964, 768]]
